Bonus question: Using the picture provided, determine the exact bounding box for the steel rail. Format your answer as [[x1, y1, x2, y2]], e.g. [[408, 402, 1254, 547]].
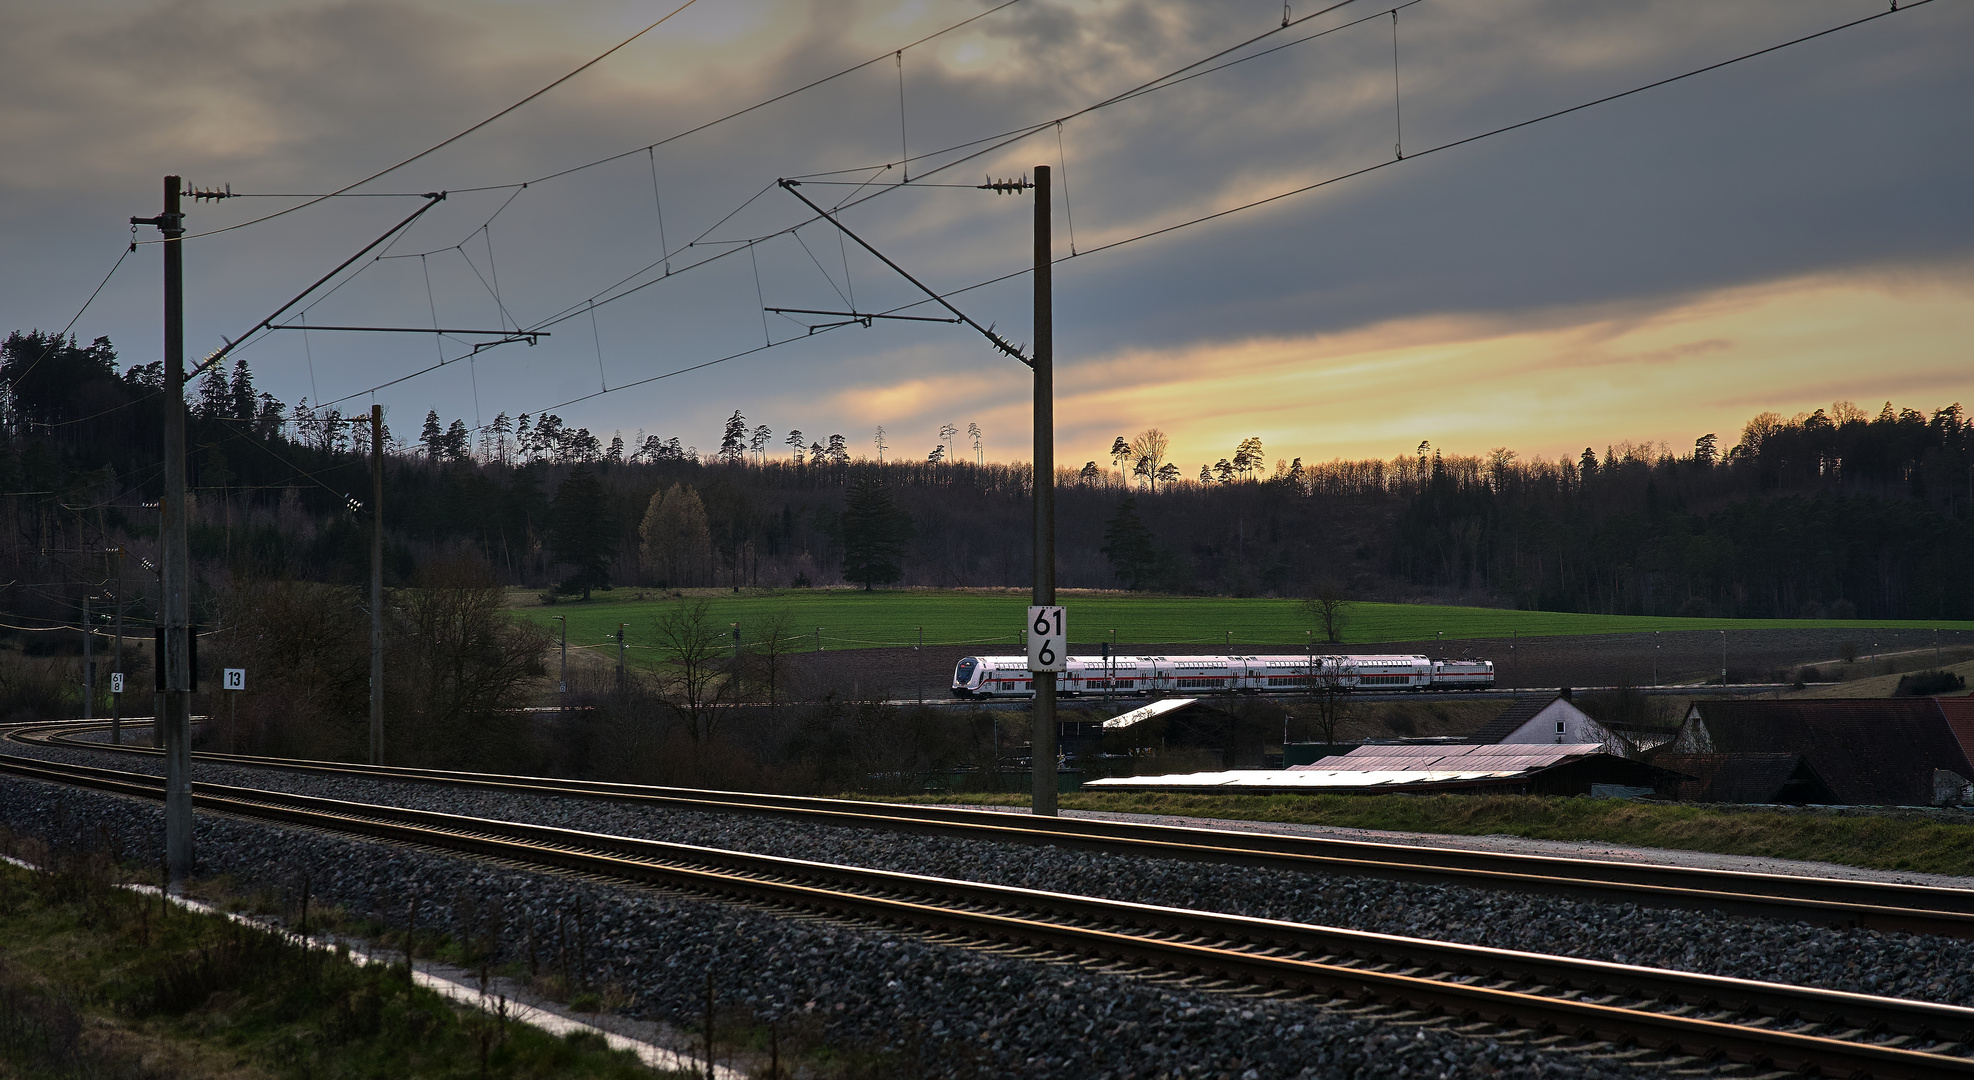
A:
[[4, 750, 1974, 1079], [15, 721, 1974, 940]]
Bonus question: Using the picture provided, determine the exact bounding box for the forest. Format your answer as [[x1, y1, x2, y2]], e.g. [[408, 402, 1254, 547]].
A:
[[4, 328, 1972, 637]]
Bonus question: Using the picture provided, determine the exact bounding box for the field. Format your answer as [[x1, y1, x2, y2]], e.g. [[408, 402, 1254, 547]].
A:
[[511, 587, 1974, 669]]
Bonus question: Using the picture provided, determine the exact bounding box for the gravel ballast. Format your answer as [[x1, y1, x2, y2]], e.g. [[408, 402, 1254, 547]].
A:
[[3, 776, 1678, 1080], [13, 740, 1974, 1010]]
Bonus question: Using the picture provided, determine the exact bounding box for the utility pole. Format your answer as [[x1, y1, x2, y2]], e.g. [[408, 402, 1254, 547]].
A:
[[81, 593, 93, 720], [1030, 163, 1057, 818], [553, 615, 568, 699], [131, 175, 193, 888], [112, 547, 124, 745], [617, 622, 627, 697], [370, 403, 384, 766]]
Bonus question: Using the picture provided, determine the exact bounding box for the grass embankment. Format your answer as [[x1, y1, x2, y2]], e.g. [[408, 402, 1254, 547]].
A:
[[1789, 657, 1974, 698], [0, 855, 680, 1079], [509, 587, 1974, 665], [878, 792, 1974, 877]]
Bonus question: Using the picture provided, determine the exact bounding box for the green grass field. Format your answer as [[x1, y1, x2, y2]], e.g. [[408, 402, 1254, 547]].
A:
[[511, 587, 1974, 665]]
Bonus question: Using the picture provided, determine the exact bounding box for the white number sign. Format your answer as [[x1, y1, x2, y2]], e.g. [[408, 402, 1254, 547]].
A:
[[223, 667, 247, 691], [109, 672, 125, 694], [1026, 605, 1066, 673]]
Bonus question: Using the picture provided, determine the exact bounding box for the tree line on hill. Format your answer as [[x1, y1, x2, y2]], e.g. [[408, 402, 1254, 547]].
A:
[[3, 327, 1971, 641]]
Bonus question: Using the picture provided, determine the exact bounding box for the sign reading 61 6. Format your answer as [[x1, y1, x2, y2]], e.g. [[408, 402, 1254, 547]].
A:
[[1026, 605, 1066, 673]]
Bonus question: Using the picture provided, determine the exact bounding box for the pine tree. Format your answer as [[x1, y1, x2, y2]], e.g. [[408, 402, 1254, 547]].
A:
[[840, 474, 910, 590], [546, 465, 617, 599], [421, 411, 445, 459], [1101, 496, 1158, 590], [718, 410, 747, 462], [228, 358, 257, 421], [197, 368, 231, 420]]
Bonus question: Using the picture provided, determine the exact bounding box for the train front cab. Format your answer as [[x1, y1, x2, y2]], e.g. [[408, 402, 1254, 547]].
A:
[[952, 656, 984, 697]]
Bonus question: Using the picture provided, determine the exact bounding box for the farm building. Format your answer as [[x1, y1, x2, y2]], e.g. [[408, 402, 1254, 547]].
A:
[[1648, 753, 1839, 804], [1461, 690, 1676, 758], [1085, 742, 1671, 797], [1100, 697, 1272, 769], [1664, 699, 1974, 806]]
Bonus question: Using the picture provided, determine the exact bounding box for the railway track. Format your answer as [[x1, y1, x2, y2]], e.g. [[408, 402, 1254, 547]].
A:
[[4, 749, 1974, 1079], [14, 720, 1974, 940]]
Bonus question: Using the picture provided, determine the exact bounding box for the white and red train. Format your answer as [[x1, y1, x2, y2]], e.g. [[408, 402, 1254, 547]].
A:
[[950, 654, 1494, 698]]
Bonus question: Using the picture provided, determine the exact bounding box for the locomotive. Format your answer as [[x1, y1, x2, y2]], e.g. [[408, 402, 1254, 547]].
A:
[[950, 654, 1493, 698]]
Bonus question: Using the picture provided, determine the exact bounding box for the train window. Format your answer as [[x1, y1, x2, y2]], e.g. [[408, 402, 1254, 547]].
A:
[[955, 658, 977, 683]]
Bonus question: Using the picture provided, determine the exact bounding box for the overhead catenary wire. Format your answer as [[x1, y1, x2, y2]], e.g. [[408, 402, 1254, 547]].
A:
[[311, 0, 1931, 431], [314, 0, 1395, 396], [8, 240, 137, 386], [189, 194, 448, 381], [1391, 8, 1404, 159], [139, 0, 706, 245], [453, 0, 1413, 347], [447, 0, 1027, 197]]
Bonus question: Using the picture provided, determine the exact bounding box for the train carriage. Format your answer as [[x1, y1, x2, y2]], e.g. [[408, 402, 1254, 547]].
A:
[[951, 653, 1490, 698]]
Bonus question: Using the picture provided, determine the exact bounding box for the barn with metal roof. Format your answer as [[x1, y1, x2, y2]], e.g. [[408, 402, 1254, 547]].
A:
[[1670, 699, 1974, 806], [1085, 742, 1669, 796]]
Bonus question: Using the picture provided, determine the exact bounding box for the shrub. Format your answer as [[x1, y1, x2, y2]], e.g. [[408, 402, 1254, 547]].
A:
[[1896, 669, 1967, 697], [1831, 598, 1857, 619]]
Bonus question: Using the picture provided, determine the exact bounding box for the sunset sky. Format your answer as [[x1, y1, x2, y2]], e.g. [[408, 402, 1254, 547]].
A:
[[3, 0, 1968, 472]]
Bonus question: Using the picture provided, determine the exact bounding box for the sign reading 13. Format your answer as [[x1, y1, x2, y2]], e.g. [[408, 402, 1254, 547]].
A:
[[1027, 605, 1066, 673]]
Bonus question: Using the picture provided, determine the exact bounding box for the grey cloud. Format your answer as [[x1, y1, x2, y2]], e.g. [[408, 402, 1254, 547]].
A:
[[2, 0, 1968, 452]]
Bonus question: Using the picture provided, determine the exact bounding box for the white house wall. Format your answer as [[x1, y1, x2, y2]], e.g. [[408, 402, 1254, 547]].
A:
[[1496, 699, 1630, 754]]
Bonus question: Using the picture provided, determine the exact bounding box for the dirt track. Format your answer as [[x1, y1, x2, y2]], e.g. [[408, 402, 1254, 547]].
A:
[[780, 626, 1970, 700]]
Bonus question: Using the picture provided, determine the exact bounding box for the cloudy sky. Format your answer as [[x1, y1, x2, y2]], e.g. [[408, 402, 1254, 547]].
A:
[[4, 0, 1968, 472]]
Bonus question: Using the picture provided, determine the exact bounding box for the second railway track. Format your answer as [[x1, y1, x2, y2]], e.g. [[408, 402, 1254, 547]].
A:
[[5, 749, 1974, 1079], [15, 719, 1974, 940]]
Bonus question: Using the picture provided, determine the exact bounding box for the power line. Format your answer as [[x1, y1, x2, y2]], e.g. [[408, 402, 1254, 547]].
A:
[[6, 240, 137, 385], [521, 0, 1943, 423], [296, 0, 1388, 399], [447, 0, 1029, 197], [300, 0, 1934, 430], [139, 0, 705, 245]]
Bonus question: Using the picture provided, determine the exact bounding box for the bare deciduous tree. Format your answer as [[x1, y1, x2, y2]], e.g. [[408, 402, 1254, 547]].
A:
[[1304, 579, 1352, 645], [1129, 428, 1169, 492], [652, 597, 739, 743]]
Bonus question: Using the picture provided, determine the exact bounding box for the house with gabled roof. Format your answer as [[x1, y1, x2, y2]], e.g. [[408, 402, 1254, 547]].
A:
[[1463, 690, 1659, 758]]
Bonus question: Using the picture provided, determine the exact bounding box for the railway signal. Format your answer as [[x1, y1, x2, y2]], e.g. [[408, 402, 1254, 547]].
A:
[[1027, 607, 1066, 672], [223, 668, 246, 755]]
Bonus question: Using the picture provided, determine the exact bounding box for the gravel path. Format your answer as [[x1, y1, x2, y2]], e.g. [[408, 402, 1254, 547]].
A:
[[2, 776, 1671, 1080], [8, 739, 1974, 1014]]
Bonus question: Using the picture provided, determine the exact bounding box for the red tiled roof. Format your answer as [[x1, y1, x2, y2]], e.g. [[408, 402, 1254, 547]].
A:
[[1935, 698, 1974, 767]]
